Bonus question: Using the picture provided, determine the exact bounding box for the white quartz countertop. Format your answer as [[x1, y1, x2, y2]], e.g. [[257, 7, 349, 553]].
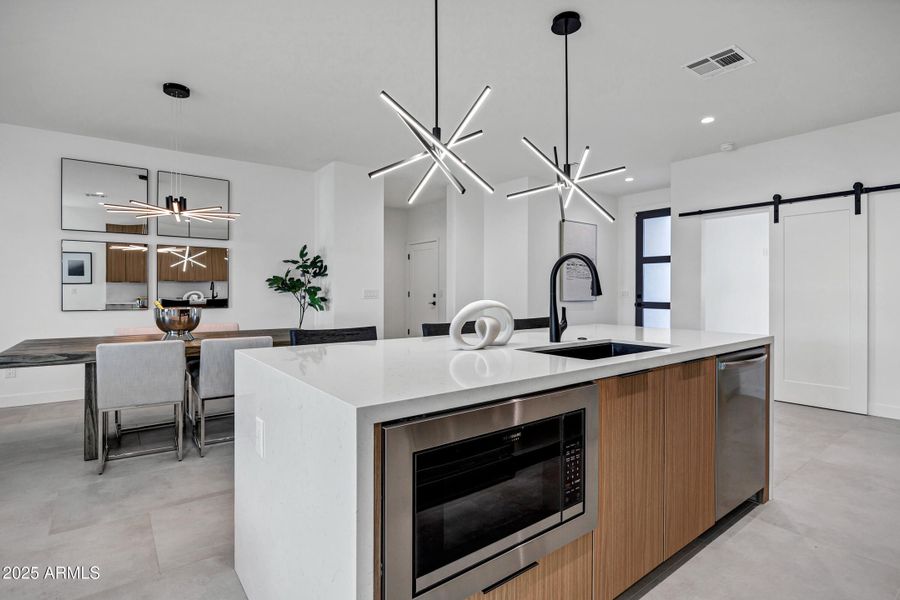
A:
[[238, 324, 772, 422]]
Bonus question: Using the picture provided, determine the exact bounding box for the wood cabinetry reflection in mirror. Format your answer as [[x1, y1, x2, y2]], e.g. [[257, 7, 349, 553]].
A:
[[156, 245, 229, 308]]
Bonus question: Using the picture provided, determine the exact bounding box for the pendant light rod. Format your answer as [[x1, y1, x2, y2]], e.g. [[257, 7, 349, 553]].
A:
[[434, 0, 439, 131], [564, 33, 569, 166], [508, 10, 622, 222]]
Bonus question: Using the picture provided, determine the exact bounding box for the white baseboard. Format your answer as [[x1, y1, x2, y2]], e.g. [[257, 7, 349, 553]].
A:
[[869, 403, 900, 421], [0, 388, 82, 409]]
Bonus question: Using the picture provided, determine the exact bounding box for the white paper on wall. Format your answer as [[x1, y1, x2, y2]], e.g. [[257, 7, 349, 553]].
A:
[[560, 219, 598, 302]]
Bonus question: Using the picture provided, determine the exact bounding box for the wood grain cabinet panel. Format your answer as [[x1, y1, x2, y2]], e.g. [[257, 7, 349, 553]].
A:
[[465, 533, 593, 600], [106, 244, 126, 283], [595, 370, 665, 600], [662, 358, 717, 559], [106, 244, 147, 283], [206, 247, 229, 281]]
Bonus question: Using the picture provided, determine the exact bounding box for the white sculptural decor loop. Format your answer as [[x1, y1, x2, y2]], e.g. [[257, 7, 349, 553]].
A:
[[450, 300, 515, 350]]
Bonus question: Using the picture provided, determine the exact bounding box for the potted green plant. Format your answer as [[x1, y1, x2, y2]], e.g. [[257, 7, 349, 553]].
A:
[[266, 245, 329, 329]]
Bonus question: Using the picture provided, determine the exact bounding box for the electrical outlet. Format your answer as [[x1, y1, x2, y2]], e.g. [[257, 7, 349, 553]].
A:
[[255, 417, 266, 459], [363, 289, 379, 300], [5, 369, 16, 379]]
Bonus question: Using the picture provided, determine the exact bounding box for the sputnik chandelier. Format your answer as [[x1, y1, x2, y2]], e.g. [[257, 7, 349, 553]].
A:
[[103, 83, 240, 223], [508, 12, 624, 222], [369, 0, 494, 204]]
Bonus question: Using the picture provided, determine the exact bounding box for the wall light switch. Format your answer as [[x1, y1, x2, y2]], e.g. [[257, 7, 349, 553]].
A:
[[5, 369, 15, 379], [255, 417, 265, 459], [363, 289, 379, 300]]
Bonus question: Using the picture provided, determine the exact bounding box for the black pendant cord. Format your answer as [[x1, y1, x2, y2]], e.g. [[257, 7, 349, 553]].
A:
[[564, 33, 569, 168], [434, 0, 439, 133]]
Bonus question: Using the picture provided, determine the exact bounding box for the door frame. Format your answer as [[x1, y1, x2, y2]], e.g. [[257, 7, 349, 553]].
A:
[[406, 239, 440, 337], [635, 208, 672, 326]]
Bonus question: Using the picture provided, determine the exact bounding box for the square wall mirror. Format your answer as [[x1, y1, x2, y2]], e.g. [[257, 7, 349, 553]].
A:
[[61, 158, 149, 234], [157, 245, 229, 309], [61, 240, 149, 311], [156, 172, 230, 240]]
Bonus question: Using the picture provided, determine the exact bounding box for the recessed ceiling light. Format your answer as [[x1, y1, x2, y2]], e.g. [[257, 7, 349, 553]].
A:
[[700, 116, 716, 125], [625, 177, 635, 182]]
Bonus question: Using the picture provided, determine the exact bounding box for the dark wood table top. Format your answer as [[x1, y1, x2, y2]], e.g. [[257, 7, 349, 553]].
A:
[[0, 328, 294, 369]]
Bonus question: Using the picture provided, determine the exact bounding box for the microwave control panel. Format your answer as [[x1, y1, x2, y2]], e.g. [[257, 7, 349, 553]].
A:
[[562, 410, 584, 510]]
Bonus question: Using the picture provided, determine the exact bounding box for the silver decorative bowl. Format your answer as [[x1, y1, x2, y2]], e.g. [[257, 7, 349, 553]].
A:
[[154, 307, 202, 341]]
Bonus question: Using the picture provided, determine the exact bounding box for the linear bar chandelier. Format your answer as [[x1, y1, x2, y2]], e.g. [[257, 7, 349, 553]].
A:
[[103, 83, 240, 223], [508, 12, 624, 222], [369, 0, 494, 204]]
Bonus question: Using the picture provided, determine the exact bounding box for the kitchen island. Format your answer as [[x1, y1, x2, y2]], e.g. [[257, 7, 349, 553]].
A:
[[233, 324, 772, 600]]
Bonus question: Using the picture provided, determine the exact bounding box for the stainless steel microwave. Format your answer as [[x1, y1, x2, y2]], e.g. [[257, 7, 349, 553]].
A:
[[381, 383, 598, 600]]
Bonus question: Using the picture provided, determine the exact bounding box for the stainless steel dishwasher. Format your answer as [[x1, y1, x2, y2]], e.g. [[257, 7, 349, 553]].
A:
[[716, 347, 767, 520]]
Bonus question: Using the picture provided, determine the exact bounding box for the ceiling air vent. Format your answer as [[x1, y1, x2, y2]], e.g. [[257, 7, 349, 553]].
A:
[[684, 45, 755, 79]]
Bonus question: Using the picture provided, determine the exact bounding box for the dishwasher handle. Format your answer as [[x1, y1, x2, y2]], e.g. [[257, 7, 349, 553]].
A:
[[718, 354, 767, 370]]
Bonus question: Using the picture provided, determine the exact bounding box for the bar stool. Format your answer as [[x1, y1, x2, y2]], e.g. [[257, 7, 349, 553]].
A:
[[188, 336, 273, 456], [95, 340, 186, 475]]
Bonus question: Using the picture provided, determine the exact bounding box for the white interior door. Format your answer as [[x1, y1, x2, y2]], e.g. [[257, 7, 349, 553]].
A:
[[407, 240, 439, 337], [772, 197, 868, 413]]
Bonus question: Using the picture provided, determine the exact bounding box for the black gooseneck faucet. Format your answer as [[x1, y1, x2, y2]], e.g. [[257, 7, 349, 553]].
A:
[[549, 253, 602, 343]]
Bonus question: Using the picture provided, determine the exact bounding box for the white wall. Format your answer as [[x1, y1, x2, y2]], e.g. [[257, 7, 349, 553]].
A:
[[446, 186, 484, 316], [869, 190, 900, 420], [701, 212, 769, 335], [483, 178, 531, 316], [670, 110, 900, 418], [383, 207, 409, 339], [615, 189, 671, 325], [407, 197, 447, 321], [313, 162, 384, 336], [0, 123, 315, 407]]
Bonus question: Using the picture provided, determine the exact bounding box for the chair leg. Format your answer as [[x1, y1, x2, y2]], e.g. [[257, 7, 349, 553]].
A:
[[114, 410, 121, 442], [97, 410, 107, 475], [199, 397, 206, 458], [176, 403, 183, 461], [184, 373, 192, 421]]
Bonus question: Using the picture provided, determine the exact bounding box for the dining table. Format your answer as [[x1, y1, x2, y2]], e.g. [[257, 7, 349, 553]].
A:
[[0, 329, 294, 460]]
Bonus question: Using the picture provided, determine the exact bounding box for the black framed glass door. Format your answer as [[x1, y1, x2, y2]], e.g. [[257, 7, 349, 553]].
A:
[[635, 208, 671, 327]]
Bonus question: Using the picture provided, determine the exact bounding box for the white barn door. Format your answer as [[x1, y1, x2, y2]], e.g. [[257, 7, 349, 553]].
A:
[[772, 196, 868, 414]]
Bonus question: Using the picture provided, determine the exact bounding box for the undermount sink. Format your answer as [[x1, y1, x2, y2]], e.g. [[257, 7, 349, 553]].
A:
[[522, 341, 667, 361]]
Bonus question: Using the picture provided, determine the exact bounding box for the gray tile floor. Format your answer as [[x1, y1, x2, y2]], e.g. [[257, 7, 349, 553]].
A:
[[0, 400, 899, 599]]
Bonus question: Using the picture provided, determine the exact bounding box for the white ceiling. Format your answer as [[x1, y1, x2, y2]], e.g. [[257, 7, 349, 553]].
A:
[[3, 0, 900, 208]]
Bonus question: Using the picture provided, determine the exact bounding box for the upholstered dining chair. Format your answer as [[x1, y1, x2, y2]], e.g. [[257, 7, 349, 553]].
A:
[[513, 317, 550, 330], [289, 326, 377, 346], [188, 336, 273, 456], [95, 340, 186, 474], [421, 321, 476, 337], [423, 318, 549, 337]]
